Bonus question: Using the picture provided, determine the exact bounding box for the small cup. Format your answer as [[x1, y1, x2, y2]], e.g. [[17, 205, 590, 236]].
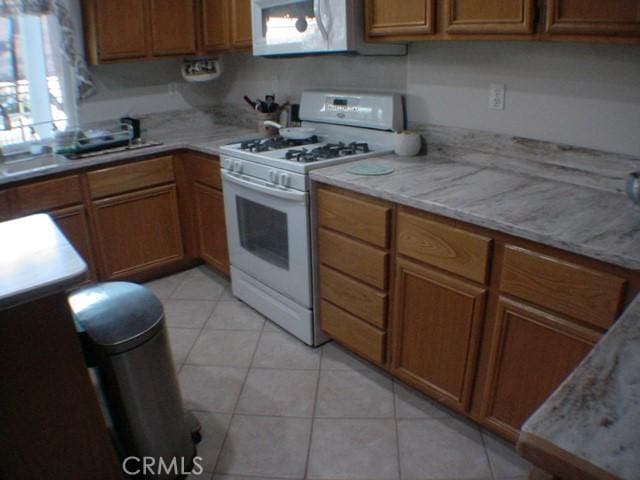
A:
[[393, 131, 422, 157], [257, 111, 279, 136]]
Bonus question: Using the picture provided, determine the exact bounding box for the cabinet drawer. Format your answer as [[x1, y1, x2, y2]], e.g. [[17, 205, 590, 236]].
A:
[[500, 246, 626, 329], [321, 300, 386, 364], [87, 156, 175, 199], [185, 152, 222, 190], [317, 187, 390, 248], [318, 228, 388, 290], [320, 265, 388, 329], [13, 175, 82, 214], [397, 210, 492, 284]]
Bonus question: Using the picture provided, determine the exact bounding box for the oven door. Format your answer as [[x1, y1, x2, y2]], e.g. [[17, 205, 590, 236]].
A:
[[222, 170, 311, 308], [252, 0, 348, 56]]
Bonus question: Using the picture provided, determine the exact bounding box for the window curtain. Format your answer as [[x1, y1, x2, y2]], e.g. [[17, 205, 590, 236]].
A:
[[1, 0, 95, 110]]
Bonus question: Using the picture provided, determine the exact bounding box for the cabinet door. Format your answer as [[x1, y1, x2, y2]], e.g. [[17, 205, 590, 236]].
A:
[[51, 205, 98, 281], [392, 258, 487, 413], [546, 0, 640, 36], [150, 0, 197, 55], [94, 0, 148, 61], [201, 0, 230, 52], [194, 183, 229, 275], [481, 297, 600, 439], [230, 0, 253, 48], [0, 190, 11, 221], [93, 184, 184, 279], [366, 0, 435, 37], [444, 0, 535, 34]]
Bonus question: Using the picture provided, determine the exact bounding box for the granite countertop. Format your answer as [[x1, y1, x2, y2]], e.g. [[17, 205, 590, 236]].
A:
[[310, 125, 640, 270], [0, 214, 87, 310], [0, 108, 256, 187], [519, 293, 640, 479]]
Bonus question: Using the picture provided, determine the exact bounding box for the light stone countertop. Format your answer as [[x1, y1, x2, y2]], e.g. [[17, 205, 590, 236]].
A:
[[310, 125, 640, 270], [520, 293, 640, 479], [0, 108, 256, 187], [0, 214, 87, 310]]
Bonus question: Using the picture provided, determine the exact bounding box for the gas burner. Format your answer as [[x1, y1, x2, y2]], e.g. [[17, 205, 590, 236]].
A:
[[283, 141, 371, 162], [240, 135, 319, 152]]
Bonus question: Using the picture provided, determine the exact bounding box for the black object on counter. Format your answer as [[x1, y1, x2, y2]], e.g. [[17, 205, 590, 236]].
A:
[[120, 116, 141, 140]]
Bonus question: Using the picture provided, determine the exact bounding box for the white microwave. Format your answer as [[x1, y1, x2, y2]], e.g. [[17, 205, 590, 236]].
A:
[[251, 0, 406, 56]]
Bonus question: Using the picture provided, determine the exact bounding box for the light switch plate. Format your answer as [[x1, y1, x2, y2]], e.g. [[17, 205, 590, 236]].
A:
[[489, 83, 506, 110]]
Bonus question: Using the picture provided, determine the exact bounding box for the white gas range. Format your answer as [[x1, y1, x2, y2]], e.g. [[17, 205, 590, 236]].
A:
[[220, 90, 403, 346]]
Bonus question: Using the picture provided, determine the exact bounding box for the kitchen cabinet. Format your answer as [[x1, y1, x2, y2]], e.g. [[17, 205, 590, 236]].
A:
[[181, 152, 229, 276], [313, 184, 639, 442], [83, 0, 148, 63], [229, 0, 253, 48], [0, 190, 11, 221], [545, 0, 640, 36], [150, 0, 197, 56], [201, 0, 230, 51], [365, 0, 640, 43], [9, 175, 97, 280], [480, 297, 600, 438], [366, 0, 436, 38], [200, 0, 253, 53], [92, 184, 184, 279], [443, 0, 535, 34], [194, 183, 229, 275], [51, 205, 98, 281], [392, 257, 487, 413], [316, 185, 393, 366]]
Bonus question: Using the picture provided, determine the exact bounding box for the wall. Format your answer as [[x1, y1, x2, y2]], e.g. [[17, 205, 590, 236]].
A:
[[81, 41, 640, 156]]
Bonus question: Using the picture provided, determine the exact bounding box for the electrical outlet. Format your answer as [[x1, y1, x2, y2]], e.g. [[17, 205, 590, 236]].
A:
[[168, 82, 178, 95], [271, 75, 280, 95], [489, 83, 505, 111]]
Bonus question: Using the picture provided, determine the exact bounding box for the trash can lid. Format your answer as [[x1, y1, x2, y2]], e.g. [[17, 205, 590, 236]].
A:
[[69, 282, 164, 354]]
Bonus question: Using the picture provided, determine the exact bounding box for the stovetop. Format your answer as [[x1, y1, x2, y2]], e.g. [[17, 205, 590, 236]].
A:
[[239, 135, 322, 153]]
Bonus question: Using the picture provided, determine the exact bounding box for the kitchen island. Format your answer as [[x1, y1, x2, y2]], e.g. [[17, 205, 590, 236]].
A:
[[0, 214, 121, 479]]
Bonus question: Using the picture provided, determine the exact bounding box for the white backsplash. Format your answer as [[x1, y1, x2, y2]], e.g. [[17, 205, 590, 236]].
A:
[[80, 41, 640, 156]]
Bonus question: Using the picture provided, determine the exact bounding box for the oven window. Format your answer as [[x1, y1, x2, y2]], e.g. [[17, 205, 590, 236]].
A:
[[237, 196, 290, 270], [260, 1, 317, 45]]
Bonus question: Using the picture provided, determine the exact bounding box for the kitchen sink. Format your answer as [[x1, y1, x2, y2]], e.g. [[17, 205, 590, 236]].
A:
[[1, 155, 64, 177]]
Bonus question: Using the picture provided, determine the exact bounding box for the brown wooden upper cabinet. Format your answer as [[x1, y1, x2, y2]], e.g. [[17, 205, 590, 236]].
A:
[[200, 0, 253, 53], [230, 0, 253, 48], [366, 0, 436, 37], [150, 0, 197, 56], [87, 0, 148, 62], [444, 0, 536, 34], [545, 0, 640, 36]]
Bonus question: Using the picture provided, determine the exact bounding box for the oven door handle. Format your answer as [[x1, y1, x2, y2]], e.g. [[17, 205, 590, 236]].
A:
[[222, 171, 307, 203]]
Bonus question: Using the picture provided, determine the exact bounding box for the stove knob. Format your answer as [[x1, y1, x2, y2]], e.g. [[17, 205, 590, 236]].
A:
[[236, 161, 244, 174], [279, 173, 290, 188], [269, 170, 277, 184], [222, 157, 232, 170]]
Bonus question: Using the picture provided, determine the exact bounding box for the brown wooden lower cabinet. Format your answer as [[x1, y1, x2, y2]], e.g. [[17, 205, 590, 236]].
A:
[[92, 184, 184, 279], [392, 257, 487, 413], [51, 205, 98, 281], [480, 297, 601, 439], [0, 190, 10, 221], [194, 182, 229, 275]]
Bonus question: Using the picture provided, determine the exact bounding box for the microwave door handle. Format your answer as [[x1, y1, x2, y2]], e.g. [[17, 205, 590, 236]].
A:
[[314, 0, 329, 41], [222, 171, 307, 203]]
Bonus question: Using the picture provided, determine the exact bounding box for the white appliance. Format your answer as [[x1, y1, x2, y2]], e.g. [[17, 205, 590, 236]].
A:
[[220, 90, 403, 345], [251, 0, 406, 56]]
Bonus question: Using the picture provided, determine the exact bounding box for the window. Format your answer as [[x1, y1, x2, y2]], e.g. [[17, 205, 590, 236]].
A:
[[0, 13, 70, 150]]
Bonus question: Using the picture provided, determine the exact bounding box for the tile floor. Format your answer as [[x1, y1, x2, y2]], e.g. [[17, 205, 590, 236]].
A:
[[144, 266, 531, 480]]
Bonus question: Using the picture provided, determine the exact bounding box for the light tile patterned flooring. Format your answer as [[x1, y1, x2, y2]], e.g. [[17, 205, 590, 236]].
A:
[[144, 266, 531, 480]]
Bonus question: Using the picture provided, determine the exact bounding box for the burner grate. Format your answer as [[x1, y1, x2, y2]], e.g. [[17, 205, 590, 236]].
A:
[[284, 142, 371, 163], [240, 135, 319, 152]]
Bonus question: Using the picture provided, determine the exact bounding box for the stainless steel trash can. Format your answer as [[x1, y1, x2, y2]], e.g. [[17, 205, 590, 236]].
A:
[[70, 282, 195, 479]]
